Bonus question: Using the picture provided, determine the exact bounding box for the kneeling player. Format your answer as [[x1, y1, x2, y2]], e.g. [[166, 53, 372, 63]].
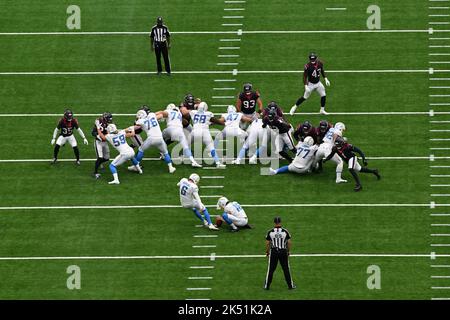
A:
[[177, 173, 218, 230], [324, 138, 380, 192], [100, 124, 142, 185], [269, 136, 318, 175], [215, 197, 252, 232]]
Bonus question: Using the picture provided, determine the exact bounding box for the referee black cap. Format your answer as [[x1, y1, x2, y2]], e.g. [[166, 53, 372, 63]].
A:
[[156, 16, 163, 25], [274, 216, 282, 224]]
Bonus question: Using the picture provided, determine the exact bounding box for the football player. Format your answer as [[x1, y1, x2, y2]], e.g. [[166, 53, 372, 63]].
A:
[[236, 83, 263, 130], [213, 105, 252, 150], [51, 109, 88, 165], [189, 102, 226, 168], [290, 52, 331, 116], [324, 137, 381, 192], [129, 105, 148, 149], [177, 173, 219, 230], [92, 112, 113, 179], [215, 197, 252, 232], [316, 120, 333, 145], [157, 103, 202, 167], [293, 120, 318, 144], [98, 124, 142, 185], [269, 136, 318, 175], [262, 101, 285, 119], [232, 117, 269, 165], [179, 93, 196, 140], [132, 108, 176, 173], [262, 103, 296, 162], [315, 122, 347, 183]]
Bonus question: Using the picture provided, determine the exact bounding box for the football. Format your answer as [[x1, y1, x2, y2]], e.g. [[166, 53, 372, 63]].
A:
[[215, 218, 223, 228]]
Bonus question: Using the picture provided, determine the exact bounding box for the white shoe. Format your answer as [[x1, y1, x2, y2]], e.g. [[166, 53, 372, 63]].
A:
[[127, 165, 138, 172], [231, 159, 241, 165], [191, 160, 202, 168], [269, 168, 277, 175], [320, 109, 329, 115], [208, 224, 219, 231], [203, 220, 209, 227], [336, 179, 348, 184], [249, 155, 257, 164], [169, 166, 176, 174], [289, 105, 297, 115], [108, 180, 120, 185], [216, 162, 226, 168], [136, 165, 143, 174]]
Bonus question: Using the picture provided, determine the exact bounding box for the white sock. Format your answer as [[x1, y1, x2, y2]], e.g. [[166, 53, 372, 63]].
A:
[[336, 171, 342, 180], [112, 173, 119, 181], [230, 223, 238, 230]]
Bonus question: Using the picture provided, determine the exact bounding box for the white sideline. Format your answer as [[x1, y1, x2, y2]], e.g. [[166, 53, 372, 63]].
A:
[[0, 253, 437, 261]]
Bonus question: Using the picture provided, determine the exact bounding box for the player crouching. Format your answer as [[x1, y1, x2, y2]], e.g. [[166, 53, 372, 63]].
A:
[[178, 174, 219, 230], [324, 138, 380, 192], [269, 136, 318, 175], [215, 197, 252, 232], [99, 124, 142, 185]]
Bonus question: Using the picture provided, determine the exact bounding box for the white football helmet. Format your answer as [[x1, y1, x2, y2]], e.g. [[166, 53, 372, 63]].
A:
[[217, 196, 229, 210], [189, 173, 200, 184], [136, 109, 147, 120], [106, 124, 118, 134], [334, 122, 346, 131], [166, 103, 178, 111], [303, 136, 314, 147], [197, 102, 208, 112], [227, 105, 237, 113]]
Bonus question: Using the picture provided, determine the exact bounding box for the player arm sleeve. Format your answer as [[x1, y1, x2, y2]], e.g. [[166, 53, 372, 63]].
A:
[[321, 66, 327, 78], [353, 146, 366, 161], [77, 127, 86, 139], [52, 128, 59, 139], [293, 126, 301, 141], [303, 69, 308, 85]]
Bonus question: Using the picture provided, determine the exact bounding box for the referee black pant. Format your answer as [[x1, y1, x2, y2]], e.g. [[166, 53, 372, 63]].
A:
[[154, 42, 171, 74], [264, 248, 294, 289]]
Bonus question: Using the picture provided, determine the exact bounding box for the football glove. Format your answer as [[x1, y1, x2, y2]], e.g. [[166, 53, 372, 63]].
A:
[[83, 138, 89, 145], [325, 78, 331, 86], [51, 139, 56, 145]]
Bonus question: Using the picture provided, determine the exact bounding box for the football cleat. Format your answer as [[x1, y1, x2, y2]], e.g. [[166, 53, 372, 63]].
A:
[[168, 166, 176, 174], [336, 179, 348, 184], [136, 165, 143, 174], [75, 160, 81, 166], [93, 173, 101, 180], [231, 159, 241, 165], [289, 284, 297, 290], [208, 224, 219, 231], [243, 224, 253, 229], [289, 105, 298, 115], [108, 180, 120, 185], [354, 184, 362, 192], [269, 168, 277, 175], [51, 158, 58, 165], [128, 165, 139, 172], [319, 109, 329, 115], [230, 227, 239, 232], [216, 162, 226, 168], [203, 220, 209, 227], [374, 169, 381, 180], [249, 155, 258, 164], [191, 160, 202, 168]]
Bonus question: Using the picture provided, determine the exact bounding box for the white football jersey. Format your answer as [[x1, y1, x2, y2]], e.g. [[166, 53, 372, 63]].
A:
[[166, 109, 183, 129], [223, 112, 243, 129], [224, 201, 247, 219], [322, 127, 342, 145], [178, 178, 199, 207], [106, 130, 134, 154], [136, 112, 163, 138], [190, 110, 214, 130], [292, 143, 318, 168]]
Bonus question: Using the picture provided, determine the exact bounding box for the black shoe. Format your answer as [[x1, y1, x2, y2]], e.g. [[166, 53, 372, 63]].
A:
[[263, 286, 269, 290], [166, 72, 171, 76], [289, 284, 297, 290], [75, 160, 81, 166], [354, 184, 362, 192], [374, 169, 381, 180], [93, 173, 101, 180], [51, 158, 57, 165], [230, 227, 239, 232], [243, 224, 253, 229]]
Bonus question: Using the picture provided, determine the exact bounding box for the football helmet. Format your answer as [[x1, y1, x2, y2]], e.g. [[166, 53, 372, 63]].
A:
[[140, 105, 150, 114], [64, 109, 73, 121], [189, 173, 200, 184], [267, 108, 277, 121], [243, 83, 253, 93], [136, 110, 147, 120], [309, 52, 318, 63], [166, 103, 178, 111], [217, 196, 229, 210], [106, 124, 118, 134], [334, 122, 346, 131], [334, 137, 345, 148], [303, 136, 314, 147], [103, 112, 113, 124], [197, 102, 208, 112], [302, 120, 312, 132], [227, 105, 237, 113], [319, 120, 329, 133], [185, 93, 195, 108]]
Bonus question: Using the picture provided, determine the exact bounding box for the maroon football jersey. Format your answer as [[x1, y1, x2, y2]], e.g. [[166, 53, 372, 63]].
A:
[[304, 61, 324, 84], [238, 91, 260, 115], [57, 118, 79, 137]]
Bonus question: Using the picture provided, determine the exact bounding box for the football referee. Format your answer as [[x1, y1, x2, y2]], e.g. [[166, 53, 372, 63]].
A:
[[264, 216, 296, 290], [150, 16, 171, 75]]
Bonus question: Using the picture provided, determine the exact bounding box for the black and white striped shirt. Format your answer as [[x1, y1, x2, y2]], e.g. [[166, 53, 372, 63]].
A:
[[150, 25, 170, 42], [266, 227, 291, 250]]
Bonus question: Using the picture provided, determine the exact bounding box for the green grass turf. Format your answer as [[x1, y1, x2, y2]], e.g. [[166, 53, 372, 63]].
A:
[[0, 0, 444, 299]]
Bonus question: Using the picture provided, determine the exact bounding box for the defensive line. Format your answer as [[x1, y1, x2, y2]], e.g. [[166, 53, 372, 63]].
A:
[[0, 253, 438, 261]]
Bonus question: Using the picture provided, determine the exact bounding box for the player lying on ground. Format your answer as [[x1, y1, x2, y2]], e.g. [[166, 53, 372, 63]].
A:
[[269, 136, 318, 175], [215, 197, 252, 232], [51, 109, 88, 165], [98, 124, 142, 185], [324, 137, 381, 192], [178, 173, 218, 230]]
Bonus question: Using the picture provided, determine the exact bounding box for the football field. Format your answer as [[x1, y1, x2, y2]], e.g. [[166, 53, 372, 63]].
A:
[[0, 0, 449, 300]]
